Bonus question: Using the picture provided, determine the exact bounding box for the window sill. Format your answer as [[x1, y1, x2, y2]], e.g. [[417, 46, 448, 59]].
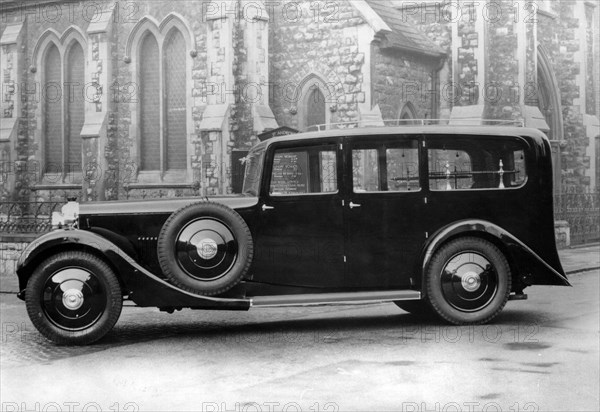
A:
[[124, 182, 199, 190], [32, 173, 83, 190], [132, 170, 190, 185], [537, 9, 558, 19]]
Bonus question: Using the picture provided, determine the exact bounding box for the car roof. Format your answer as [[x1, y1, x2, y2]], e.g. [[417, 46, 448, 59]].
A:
[[253, 126, 549, 151]]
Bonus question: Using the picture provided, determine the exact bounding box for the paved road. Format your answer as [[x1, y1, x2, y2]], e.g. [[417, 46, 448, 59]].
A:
[[1, 270, 598, 412]]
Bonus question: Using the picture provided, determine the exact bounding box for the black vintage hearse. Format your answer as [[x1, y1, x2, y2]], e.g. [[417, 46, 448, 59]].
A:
[[16, 126, 570, 344]]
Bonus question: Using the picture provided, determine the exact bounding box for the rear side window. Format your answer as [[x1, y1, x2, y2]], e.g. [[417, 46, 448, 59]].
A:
[[270, 145, 337, 195], [427, 138, 528, 190], [428, 149, 473, 190]]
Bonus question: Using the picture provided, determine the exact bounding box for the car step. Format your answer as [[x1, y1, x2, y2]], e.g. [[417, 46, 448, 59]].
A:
[[509, 293, 528, 301], [251, 290, 421, 308]]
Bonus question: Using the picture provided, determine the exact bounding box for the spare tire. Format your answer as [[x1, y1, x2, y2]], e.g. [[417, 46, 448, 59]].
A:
[[157, 202, 253, 296]]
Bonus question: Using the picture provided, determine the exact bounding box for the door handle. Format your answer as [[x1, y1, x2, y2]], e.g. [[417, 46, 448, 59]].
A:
[[262, 204, 274, 211], [349, 202, 361, 209]]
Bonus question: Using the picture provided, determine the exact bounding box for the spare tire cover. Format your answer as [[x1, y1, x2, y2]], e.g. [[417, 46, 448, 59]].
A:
[[157, 202, 253, 296]]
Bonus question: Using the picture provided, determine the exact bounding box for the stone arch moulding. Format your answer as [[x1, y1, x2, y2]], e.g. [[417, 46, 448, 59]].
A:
[[60, 26, 87, 49], [125, 15, 161, 61], [125, 13, 196, 62], [31, 26, 87, 72], [292, 61, 344, 93], [159, 12, 195, 51], [536, 44, 564, 141], [32, 29, 61, 72]]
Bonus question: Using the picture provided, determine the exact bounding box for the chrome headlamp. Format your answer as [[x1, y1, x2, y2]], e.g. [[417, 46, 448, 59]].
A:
[[51, 198, 79, 230]]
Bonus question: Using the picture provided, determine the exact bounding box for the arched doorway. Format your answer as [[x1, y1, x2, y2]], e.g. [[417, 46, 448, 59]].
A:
[[399, 102, 418, 125], [537, 45, 564, 193], [297, 74, 331, 131], [305, 87, 326, 131], [537, 45, 564, 140]]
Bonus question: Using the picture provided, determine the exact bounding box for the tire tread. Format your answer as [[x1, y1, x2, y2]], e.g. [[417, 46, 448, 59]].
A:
[[25, 251, 122, 345], [157, 201, 254, 296], [425, 237, 511, 325]]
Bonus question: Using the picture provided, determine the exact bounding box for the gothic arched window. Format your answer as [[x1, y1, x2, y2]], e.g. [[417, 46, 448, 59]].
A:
[[164, 29, 187, 171], [42, 40, 85, 176], [137, 28, 187, 173], [65, 42, 84, 172], [139, 33, 161, 171], [44, 44, 62, 171]]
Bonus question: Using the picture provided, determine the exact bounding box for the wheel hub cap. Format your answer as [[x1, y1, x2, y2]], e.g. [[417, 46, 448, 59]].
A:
[[175, 218, 238, 281], [461, 271, 481, 292], [440, 252, 499, 312], [62, 289, 84, 310], [42, 267, 106, 331], [196, 238, 219, 260]]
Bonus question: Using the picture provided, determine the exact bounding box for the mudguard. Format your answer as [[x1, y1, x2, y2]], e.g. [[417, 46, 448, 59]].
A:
[[421, 220, 571, 288], [16, 229, 250, 310]]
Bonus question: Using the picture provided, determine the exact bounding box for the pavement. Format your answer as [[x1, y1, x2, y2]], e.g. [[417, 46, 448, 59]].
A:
[[559, 244, 600, 274]]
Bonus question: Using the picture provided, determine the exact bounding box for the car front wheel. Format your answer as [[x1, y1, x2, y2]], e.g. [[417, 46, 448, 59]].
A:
[[25, 251, 123, 345], [425, 237, 511, 325]]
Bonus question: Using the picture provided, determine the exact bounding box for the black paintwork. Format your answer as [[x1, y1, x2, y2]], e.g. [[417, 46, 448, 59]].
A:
[[16, 126, 569, 308]]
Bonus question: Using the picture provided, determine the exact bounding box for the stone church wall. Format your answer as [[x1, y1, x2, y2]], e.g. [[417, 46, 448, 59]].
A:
[[268, 0, 367, 130], [371, 47, 437, 121]]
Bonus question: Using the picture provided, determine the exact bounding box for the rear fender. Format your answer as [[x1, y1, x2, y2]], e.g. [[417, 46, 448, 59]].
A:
[[420, 220, 570, 291]]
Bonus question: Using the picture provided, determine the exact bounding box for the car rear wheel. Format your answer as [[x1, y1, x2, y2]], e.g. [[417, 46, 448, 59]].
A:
[[425, 237, 511, 325], [157, 202, 253, 296], [25, 251, 122, 345]]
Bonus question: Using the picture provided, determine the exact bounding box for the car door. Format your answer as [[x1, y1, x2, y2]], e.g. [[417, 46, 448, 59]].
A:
[[252, 138, 345, 288], [344, 134, 427, 289]]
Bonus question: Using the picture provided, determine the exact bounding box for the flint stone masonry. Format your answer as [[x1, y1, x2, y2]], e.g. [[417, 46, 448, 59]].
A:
[[372, 50, 436, 120]]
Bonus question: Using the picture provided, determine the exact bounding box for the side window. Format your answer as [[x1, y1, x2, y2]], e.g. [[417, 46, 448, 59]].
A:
[[352, 139, 421, 193], [270, 145, 337, 195], [428, 149, 473, 190], [427, 138, 528, 190], [511, 149, 527, 186], [386, 143, 420, 192], [352, 149, 380, 192]]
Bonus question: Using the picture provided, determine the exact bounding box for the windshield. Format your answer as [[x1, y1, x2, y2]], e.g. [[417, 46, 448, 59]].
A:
[[242, 146, 265, 196]]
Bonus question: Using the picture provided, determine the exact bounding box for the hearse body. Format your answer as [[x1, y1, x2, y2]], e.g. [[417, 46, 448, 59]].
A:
[[16, 126, 570, 344]]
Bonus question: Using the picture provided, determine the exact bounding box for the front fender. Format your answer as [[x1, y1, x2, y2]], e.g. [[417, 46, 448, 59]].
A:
[[16, 229, 137, 293], [16, 230, 250, 310], [421, 220, 570, 288]]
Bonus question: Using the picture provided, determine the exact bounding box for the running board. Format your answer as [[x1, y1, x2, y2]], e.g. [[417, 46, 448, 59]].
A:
[[250, 290, 421, 308]]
